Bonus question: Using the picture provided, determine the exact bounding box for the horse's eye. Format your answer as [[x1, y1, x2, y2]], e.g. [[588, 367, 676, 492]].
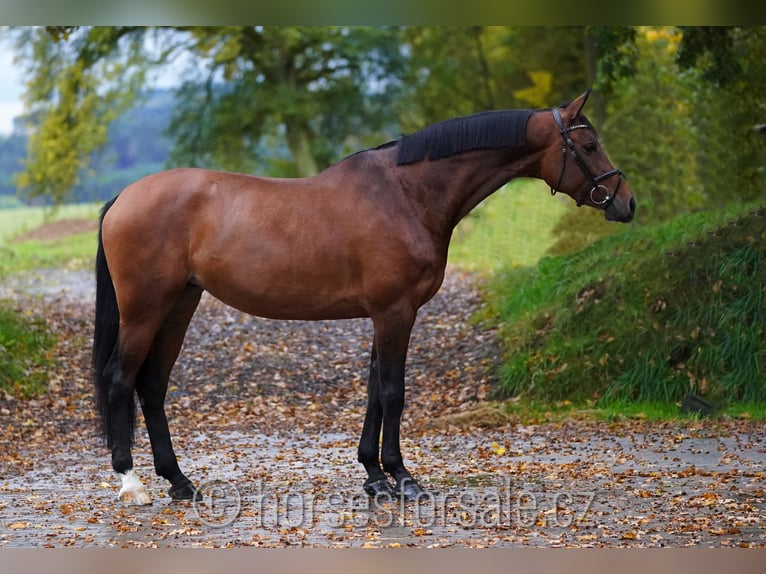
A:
[[584, 142, 597, 153]]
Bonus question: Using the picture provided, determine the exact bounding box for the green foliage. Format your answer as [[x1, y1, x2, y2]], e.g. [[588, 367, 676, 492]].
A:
[[0, 89, 173, 204], [399, 27, 590, 131], [587, 26, 638, 96], [166, 27, 405, 176], [8, 24, 766, 259], [676, 26, 741, 84], [0, 303, 54, 396], [398, 27, 512, 130], [502, 27, 589, 108], [600, 28, 701, 222], [16, 26, 406, 182], [448, 179, 568, 272], [13, 27, 149, 203], [682, 28, 766, 208], [548, 27, 766, 254], [486, 201, 766, 406]]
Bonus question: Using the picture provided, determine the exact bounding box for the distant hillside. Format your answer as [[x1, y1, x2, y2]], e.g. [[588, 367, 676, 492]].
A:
[[486, 201, 766, 406], [0, 89, 174, 205]]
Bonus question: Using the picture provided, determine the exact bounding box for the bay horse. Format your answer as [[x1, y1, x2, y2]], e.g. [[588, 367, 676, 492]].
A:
[[93, 90, 635, 505]]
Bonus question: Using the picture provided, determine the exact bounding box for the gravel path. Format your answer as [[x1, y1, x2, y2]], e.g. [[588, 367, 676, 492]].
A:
[[1, 268, 764, 547]]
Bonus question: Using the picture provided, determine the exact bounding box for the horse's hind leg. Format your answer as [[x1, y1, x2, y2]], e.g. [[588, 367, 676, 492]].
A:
[[135, 284, 203, 501], [104, 318, 165, 505]]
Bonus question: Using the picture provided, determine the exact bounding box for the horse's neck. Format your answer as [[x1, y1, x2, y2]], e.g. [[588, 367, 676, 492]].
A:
[[400, 146, 543, 239]]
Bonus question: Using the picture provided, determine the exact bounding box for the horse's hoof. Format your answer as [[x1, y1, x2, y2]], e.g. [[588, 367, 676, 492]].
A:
[[118, 470, 152, 505], [168, 480, 202, 502], [119, 487, 152, 506], [395, 477, 426, 502], [363, 478, 396, 499]]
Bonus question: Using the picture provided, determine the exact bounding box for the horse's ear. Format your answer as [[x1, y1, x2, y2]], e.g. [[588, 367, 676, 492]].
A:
[[565, 89, 591, 119]]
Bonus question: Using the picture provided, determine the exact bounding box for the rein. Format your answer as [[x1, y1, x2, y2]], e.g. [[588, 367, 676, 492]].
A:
[[550, 106, 623, 208]]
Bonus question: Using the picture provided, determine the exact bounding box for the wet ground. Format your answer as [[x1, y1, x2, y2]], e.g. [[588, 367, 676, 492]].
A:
[[1, 268, 765, 547], [2, 426, 765, 548]]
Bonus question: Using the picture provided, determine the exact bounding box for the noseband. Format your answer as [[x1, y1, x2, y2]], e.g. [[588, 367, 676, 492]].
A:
[[550, 107, 624, 208]]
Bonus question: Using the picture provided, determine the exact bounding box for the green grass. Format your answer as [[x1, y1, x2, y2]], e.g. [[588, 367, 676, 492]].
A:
[[0, 203, 100, 242], [0, 231, 98, 276], [501, 398, 766, 424], [484, 201, 766, 408], [0, 202, 100, 396], [448, 179, 568, 272], [0, 203, 100, 277], [0, 304, 55, 396]]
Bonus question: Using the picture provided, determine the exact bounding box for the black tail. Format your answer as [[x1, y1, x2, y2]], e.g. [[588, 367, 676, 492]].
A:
[[92, 196, 135, 446]]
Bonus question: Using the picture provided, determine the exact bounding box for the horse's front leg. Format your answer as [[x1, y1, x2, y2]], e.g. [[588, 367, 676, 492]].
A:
[[365, 311, 426, 501], [358, 340, 396, 498]]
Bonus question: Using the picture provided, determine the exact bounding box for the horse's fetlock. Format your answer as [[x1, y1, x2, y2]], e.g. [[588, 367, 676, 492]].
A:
[[358, 447, 378, 466]]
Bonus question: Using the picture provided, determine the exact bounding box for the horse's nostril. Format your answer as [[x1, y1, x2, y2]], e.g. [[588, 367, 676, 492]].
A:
[[629, 197, 636, 213]]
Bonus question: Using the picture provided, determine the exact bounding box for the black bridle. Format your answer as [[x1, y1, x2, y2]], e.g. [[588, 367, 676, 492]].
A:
[[550, 106, 624, 208]]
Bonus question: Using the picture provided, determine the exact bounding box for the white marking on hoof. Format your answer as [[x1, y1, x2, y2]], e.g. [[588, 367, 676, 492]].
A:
[[118, 470, 152, 505]]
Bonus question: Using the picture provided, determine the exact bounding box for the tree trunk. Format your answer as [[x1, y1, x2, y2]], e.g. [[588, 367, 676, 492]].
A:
[[583, 28, 606, 125], [472, 27, 495, 110], [285, 121, 319, 177]]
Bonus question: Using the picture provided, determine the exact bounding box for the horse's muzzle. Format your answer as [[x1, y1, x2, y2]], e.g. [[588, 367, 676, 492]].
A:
[[605, 196, 635, 223]]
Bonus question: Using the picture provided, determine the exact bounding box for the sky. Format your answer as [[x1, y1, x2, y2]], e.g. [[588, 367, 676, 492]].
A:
[[0, 38, 24, 135], [0, 32, 185, 136]]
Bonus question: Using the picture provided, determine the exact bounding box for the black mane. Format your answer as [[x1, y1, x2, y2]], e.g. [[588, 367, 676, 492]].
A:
[[394, 109, 534, 166]]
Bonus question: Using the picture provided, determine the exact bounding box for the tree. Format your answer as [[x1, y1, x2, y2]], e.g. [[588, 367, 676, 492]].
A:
[[13, 27, 149, 204], [504, 27, 590, 109], [676, 27, 766, 204], [601, 27, 701, 221], [397, 27, 510, 131], [166, 27, 405, 176], [397, 27, 597, 130], [12, 26, 406, 203]]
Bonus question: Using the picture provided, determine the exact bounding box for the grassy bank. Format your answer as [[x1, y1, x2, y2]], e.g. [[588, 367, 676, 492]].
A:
[[483, 201, 766, 413]]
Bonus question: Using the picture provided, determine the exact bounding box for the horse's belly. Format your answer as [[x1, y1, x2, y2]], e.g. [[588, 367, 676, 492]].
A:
[[201, 275, 369, 321]]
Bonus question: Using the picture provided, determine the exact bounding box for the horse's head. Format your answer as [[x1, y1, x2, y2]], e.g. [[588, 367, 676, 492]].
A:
[[540, 90, 635, 223]]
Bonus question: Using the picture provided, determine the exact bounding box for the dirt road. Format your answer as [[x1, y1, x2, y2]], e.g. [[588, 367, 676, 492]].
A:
[[1, 268, 764, 547]]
